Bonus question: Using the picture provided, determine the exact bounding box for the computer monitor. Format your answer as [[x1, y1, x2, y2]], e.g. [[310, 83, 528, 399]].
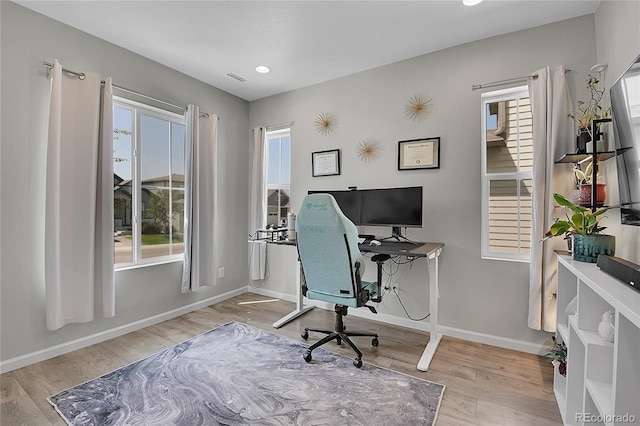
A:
[[307, 189, 362, 225], [309, 186, 423, 239], [360, 186, 422, 238]]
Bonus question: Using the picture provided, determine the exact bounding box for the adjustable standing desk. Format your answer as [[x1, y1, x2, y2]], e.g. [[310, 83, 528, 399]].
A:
[[360, 241, 444, 371], [271, 239, 444, 372]]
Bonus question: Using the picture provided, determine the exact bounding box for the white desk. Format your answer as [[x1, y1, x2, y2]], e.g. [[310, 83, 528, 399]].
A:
[[413, 243, 444, 372], [268, 240, 315, 328], [360, 241, 444, 371], [270, 239, 445, 372]]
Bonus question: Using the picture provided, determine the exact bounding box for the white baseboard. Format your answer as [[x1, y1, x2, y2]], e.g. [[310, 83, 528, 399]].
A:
[[3, 285, 546, 374], [0, 287, 247, 374], [248, 287, 547, 355]]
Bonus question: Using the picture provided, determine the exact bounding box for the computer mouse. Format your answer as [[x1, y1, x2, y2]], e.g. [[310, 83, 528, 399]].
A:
[[369, 239, 381, 246]]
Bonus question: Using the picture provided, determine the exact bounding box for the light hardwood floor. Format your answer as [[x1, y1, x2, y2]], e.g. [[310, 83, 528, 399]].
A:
[[1, 293, 562, 425]]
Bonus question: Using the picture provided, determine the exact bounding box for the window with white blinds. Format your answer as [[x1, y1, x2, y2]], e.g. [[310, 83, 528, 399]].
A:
[[481, 86, 532, 262]]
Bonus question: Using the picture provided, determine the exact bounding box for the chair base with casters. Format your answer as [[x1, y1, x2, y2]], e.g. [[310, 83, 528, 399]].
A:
[[301, 304, 379, 368], [301, 253, 390, 368]]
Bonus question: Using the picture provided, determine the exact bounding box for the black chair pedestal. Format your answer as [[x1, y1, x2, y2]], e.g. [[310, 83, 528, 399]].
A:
[[301, 304, 379, 368]]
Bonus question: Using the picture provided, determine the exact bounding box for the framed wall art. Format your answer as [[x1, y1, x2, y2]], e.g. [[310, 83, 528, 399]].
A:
[[312, 149, 340, 177], [398, 137, 440, 170]]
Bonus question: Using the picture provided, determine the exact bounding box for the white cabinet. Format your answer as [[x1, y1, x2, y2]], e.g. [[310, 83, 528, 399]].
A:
[[554, 255, 640, 426]]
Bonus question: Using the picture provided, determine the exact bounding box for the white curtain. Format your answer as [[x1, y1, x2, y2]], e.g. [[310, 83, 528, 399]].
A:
[[528, 66, 574, 331], [181, 105, 218, 292], [248, 127, 267, 280], [45, 60, 115, 330], [249, 126, 267, 235]]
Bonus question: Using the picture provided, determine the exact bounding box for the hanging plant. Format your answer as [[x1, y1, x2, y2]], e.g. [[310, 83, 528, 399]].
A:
[[404, 94, 432, 122], [356, 138, 379, 163], [314, 112, 335, 135]]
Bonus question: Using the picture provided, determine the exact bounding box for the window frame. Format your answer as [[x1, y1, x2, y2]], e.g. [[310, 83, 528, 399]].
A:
[[265, 128, 291, 228], [481, 86, 532, 263], [113, 97, 186, 270]]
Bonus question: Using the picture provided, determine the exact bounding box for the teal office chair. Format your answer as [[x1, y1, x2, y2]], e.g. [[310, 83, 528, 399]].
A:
[[295, 193, 390, 368]]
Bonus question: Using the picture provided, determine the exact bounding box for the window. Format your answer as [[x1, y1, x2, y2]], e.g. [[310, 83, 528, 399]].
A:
[[481, 86, 532, 262], [113, 98, 186, 267], [266, 129, 291, 227]]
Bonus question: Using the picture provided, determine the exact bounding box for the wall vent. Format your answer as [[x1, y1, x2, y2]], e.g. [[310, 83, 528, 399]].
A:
[[227, 72, 247, 83]]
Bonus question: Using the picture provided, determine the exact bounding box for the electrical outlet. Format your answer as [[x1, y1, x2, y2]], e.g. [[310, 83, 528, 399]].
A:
[[218, 267, 225, 278]]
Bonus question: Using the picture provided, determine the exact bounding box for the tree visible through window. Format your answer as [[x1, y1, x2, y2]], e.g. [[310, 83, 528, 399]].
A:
[[113, 99, 185, 266], [266, 129, 291, 227], [481, 87, 532, 262]]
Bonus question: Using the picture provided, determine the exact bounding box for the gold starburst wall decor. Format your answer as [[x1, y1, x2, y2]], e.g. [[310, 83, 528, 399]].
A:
[[314, 112, 335, 135], [404, 94, 433, 122], [356, 138, 379, 163]]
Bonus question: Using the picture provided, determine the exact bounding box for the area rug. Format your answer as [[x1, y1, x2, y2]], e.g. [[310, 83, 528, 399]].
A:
[[48, 321, 445, 425]]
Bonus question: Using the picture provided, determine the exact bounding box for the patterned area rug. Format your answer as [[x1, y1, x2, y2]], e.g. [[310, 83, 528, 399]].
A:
[[49, 321, 445, 425]]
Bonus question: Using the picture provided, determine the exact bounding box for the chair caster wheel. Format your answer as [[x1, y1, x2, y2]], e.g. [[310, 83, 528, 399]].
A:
[[372, 337, 379, 347], [353, 358, 363, 368], [301, 330, 309, 340], [303, 350, 312, 363]]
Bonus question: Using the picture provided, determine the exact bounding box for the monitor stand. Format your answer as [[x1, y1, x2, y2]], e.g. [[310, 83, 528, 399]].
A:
[[380, 226, 415, 243]]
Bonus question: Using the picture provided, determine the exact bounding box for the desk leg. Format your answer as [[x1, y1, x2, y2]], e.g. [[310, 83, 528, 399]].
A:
[[273, 259, 314, 328], [417, 252, 442, 371]]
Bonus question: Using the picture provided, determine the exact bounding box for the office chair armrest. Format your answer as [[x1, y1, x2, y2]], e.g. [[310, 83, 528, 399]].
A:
[[300, 265, 308, 297], [354, 261, 371, 305], [370, 254, 391, 303]]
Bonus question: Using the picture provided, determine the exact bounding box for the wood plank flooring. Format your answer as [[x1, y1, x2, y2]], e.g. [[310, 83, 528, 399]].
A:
[[0, 293, 562, 425]]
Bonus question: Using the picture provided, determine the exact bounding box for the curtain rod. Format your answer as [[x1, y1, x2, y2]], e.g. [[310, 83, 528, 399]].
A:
[[42, 61, 217, 119], [472, 68, 573, 91], [266, 121, 294, 131]]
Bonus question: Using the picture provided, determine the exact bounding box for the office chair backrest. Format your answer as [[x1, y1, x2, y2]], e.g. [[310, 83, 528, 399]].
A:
[[296, 193, 364, 300]]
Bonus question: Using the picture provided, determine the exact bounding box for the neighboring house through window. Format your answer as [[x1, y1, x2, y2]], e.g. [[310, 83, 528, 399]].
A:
[[113, 98, 186, 267], [481, 86, 532, 262], [266, 129, 291, 227]]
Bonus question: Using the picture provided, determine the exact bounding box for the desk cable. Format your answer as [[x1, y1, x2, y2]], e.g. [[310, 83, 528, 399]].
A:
[[366, 254, 430, 322], [392, 287, 430, 321]]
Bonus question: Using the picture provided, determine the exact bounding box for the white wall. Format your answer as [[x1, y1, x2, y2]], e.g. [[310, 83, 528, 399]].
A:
[[0, 2, 251, 368], [249, 15, 604, 348], [2, 1, 638, 370]]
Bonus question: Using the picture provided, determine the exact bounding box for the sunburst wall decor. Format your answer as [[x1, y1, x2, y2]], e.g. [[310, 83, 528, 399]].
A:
[[356, 138, 379, 163], [314, 113, 335, 135], [404, 94, 433, 122]]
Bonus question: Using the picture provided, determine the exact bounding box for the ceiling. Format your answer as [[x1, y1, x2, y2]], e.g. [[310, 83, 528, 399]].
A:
[[16, 0, 601, 101]]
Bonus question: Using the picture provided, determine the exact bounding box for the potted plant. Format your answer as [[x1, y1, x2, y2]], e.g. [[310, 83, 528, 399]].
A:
[[573, 162, 606, 207], [544, 193, 615, 263], [568, 74, 611, 153], [545, 337, 567, 376]]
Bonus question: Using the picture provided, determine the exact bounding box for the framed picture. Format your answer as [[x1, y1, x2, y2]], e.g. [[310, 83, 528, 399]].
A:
[[398, 137, 440, 170], [312, 149, 341, 177]]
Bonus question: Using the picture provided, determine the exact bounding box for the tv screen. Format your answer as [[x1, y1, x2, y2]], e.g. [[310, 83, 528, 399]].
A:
[[611, 54, 640, 225], [360, 186, 423, 227]]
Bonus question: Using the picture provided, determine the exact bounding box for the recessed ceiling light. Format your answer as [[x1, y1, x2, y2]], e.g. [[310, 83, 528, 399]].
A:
[[255, 65, 271, 74], [463, 0, 483, 5]]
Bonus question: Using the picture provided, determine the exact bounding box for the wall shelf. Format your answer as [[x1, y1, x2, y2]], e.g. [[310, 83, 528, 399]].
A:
[[555, 151, 615, 164], [554, 118, 613, 210]]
